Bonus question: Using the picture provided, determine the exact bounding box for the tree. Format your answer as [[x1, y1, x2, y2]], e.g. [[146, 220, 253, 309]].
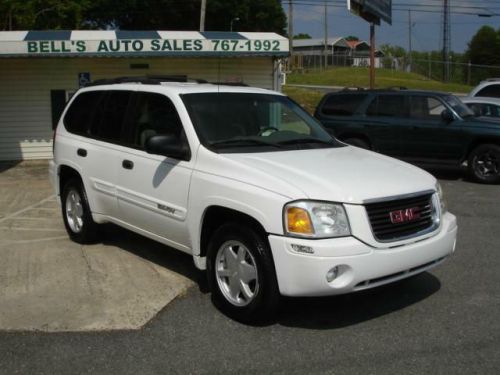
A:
[[293, 33, 311, 39], [1, 0, 93, 30], [1, 0, 287, 34], [345, 35, 359, 41], [464, 25, 500, 83], [88, 0, 286, 34]]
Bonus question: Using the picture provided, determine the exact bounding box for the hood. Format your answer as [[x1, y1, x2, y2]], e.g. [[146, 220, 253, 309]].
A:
[[462, 116, 500, 127], [473, 116, 500, 125], [221, 146, 436, 204]]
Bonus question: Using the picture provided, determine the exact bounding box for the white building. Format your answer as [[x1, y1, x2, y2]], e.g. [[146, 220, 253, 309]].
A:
[[0, 30, 288, 161]]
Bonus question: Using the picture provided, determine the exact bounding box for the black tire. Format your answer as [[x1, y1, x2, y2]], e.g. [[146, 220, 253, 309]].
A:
[[343, 137, 370, 149], [61, 178, 100, 243], [206, 223, 280, 324], [468, 144, 500, 184]]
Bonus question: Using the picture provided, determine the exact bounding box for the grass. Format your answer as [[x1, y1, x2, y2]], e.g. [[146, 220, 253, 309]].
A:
[[282, 86, 324, 114], [287, 67, 472, 93], [283, 67, 473, 114]]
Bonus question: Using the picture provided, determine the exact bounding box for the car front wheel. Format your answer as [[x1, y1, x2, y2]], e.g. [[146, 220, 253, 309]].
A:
[[207, 223, 280, 323]]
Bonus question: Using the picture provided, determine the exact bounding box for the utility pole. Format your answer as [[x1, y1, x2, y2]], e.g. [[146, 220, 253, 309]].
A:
[[288, 0, 294, 64], [369, 23, 375, 89], [408, 10, 412, 72], [200, 0, 206, 32], [324, 1, 328, 69], [442, 0, 450, 82]]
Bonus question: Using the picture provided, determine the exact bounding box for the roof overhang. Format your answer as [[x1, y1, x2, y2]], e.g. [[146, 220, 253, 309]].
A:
[[0, 30, 289, 58]]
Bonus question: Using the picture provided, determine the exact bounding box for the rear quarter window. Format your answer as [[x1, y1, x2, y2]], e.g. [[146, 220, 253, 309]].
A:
[[476, 84, 500, 98], [63, 91, 104, 135], [320, 94, 368, 116]]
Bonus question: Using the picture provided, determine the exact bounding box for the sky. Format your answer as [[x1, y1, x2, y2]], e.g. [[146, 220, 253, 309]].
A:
[[283, 0, 500, 53]]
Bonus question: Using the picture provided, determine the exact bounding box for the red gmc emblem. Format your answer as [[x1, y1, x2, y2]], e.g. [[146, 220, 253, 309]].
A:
[[389, 207, 420, 224]]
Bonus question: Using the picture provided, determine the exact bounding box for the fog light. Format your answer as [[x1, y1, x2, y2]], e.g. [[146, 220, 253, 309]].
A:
[[291, 244, 314, 254], [326, 266, 339, 282]]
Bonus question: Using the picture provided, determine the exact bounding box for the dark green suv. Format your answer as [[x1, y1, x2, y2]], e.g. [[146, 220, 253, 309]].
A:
[[314, 89, 500, 183]]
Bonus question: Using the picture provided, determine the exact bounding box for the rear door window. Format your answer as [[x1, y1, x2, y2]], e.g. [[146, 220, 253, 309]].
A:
[[320, 94, 367, 116], [89, 91, 132, 144], [64, 91, 104, 135], [366, 94, 407, 117], [127, 92, 186, 149]]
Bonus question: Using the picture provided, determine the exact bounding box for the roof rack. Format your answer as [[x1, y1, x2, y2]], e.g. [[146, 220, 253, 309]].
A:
[[209, 81, 248, 87], [340, 87, 366, 92], [85, 75, 208, 87], [385, 86, 407, 90]]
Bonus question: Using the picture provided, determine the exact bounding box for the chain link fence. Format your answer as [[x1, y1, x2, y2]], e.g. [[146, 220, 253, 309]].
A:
[[288, 52, 500, 86]]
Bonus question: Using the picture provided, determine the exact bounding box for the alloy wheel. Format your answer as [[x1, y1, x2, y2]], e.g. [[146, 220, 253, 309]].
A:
[[65, 189, 84, 233], [215, 240, 259, 306]]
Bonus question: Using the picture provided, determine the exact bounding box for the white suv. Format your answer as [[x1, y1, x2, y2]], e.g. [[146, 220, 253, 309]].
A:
[[469, 78, 500, 98], [49, 76, 457, 322]]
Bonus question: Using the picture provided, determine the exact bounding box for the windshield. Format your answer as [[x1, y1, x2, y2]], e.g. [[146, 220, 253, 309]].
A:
[[181, 93, 342, 153], [444, 95, 475, 118]]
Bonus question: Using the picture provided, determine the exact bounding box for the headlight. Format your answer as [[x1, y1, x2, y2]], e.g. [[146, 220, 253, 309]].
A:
[[435, 182, 447, 213], [284, 201, 351, 238]]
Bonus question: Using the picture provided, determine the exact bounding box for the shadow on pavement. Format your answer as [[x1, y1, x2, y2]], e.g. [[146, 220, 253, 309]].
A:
[[422, 166, 466, 182], [91, 224, 441, 330], [99, 224, 208, 292], [0, 161, 22, 173], [277, 272, 441, 329]]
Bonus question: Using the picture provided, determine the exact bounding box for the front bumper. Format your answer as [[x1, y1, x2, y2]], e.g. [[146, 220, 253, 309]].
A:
[[268, 212, 457, 297]]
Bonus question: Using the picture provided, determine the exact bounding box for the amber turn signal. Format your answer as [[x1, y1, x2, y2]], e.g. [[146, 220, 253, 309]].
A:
[[287, 207, 314, 235]]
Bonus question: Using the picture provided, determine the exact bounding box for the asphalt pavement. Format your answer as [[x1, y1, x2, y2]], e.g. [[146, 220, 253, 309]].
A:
[[0, 163, 499, 374]]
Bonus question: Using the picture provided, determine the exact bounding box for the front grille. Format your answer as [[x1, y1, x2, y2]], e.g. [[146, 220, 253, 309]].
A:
[[365, 193, 436, 242]]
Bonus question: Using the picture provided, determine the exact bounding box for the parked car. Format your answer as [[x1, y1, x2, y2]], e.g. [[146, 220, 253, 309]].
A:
[[469, 78, 500, 98], [461, 97, 500, 120], [50, 77, 457, 322], [314, 88, 500, 184]]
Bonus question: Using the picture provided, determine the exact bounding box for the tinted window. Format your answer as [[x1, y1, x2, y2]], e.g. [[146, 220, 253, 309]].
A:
[[64, 91, 103, 135], [410, 96, 444, 119], [321, 94, 367, 116], [89, 91, 131, 143], [477, 84, 500, 98], [129, 93, 185, 149], [469, 103, 500, 117], [366, 95, 406, 117]]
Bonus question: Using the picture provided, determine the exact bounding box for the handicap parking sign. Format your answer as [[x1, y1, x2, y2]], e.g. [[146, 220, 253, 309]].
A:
[[78, 72, 91, 88]]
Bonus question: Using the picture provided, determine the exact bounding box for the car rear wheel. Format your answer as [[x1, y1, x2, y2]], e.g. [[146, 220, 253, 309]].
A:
[[468, 144, 500, 184], [207, 223, 280, 323], [61, 178, 100, 243], [343, 137, 370, 149]]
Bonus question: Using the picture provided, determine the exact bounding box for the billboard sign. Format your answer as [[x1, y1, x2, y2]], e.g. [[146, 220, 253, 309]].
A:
[[348, 0, 392, 25]]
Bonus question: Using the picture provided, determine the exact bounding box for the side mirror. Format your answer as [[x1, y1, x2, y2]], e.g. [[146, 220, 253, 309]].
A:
[[145, 134, 190, 161], [441, 109, 455, 123]]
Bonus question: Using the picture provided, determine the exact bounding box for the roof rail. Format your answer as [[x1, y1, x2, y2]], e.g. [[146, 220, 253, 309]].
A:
[[340, 87, 366, 92], [385, 86, 407, 90], [85, 75, 208, 87], [209, 81, 248, 87], [484, 78, 500, 82]]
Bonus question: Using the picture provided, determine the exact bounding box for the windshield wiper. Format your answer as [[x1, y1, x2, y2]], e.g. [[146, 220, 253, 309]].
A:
[[210, 138, 284, 148], [278, 138, 334, 146]]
